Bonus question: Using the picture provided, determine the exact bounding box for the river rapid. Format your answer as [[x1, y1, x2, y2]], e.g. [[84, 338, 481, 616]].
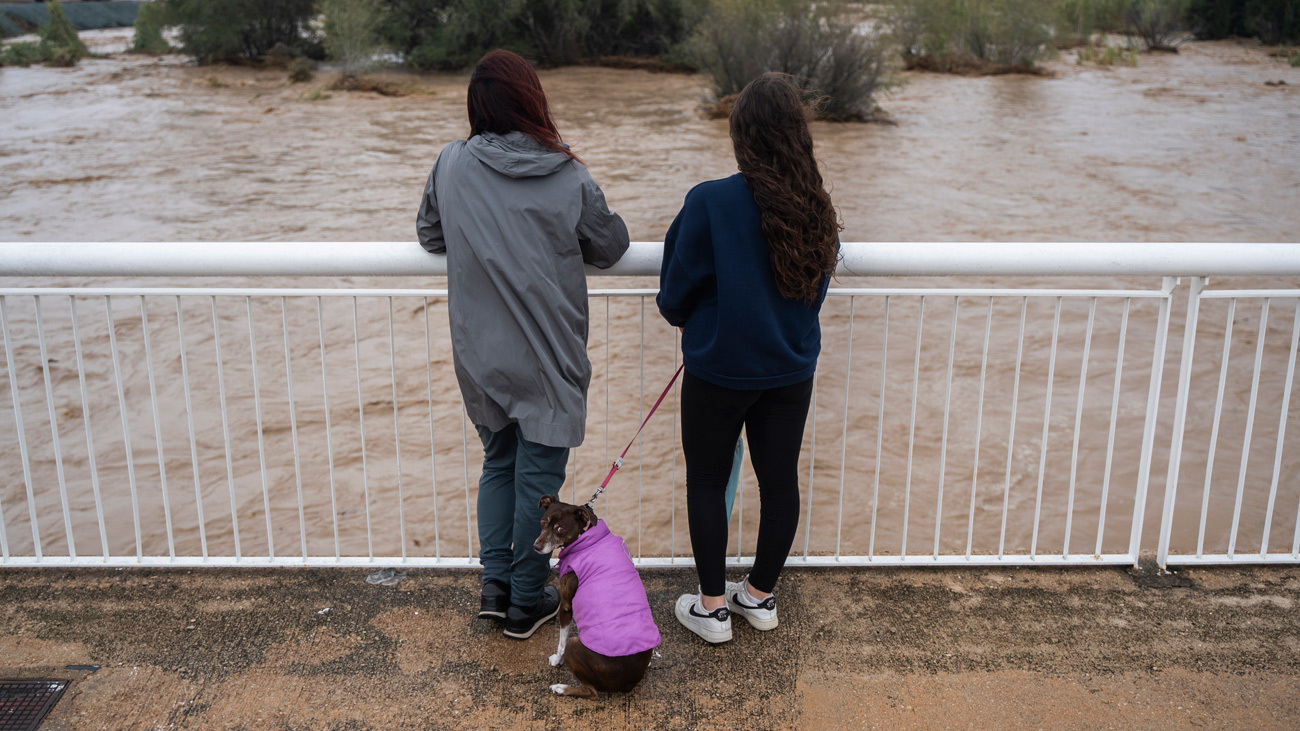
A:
[[1, 28, 1298, 562]]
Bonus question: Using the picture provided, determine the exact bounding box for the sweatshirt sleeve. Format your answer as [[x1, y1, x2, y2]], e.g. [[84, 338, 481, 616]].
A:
[[576, 170, 630, 269], [656, 187, 713, 328], [416, 161, 445, 254]]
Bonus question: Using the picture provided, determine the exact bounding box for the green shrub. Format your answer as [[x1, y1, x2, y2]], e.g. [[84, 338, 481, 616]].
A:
[[1054, 0, 1129, 46], [322, 0, 389, 76], [686, 0, 893, 121], [131, 0, 170, 54], [1185, 0, 1244, 37], [890, 0, 1056, 71], [164, 0, 318, 62], [0, 40, 49, 66], [1127, 0, 1189, 50], [288, 56, 315, 81], [41, 0, 88, 60]]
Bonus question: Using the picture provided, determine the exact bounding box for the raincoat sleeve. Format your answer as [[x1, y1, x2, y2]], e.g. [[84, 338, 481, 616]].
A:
[[657, 187, 713, 328], [576, 171, 630, 269], [417, 162, 445, 254]]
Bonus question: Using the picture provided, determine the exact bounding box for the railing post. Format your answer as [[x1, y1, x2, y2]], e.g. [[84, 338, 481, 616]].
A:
[[1157, 277, 1206, 568], [1129, 277, 1177, 567]]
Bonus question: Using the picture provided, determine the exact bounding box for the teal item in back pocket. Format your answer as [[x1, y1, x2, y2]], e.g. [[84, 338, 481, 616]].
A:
[[724, 437, 743, 522]]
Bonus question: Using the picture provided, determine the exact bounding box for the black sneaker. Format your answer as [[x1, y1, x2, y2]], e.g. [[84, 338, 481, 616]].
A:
[[478, 579, 510, 621], [503, 585, 560, 640]]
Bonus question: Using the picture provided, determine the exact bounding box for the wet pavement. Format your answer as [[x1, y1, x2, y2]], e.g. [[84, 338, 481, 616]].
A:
[[2, 562, 1298, 729]]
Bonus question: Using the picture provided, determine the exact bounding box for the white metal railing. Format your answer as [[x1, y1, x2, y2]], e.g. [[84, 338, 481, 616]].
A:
[[0, 242, 1297, 570]]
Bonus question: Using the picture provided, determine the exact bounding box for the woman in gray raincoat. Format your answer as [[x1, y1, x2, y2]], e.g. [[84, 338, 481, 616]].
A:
[[417, 49, 630, 640]]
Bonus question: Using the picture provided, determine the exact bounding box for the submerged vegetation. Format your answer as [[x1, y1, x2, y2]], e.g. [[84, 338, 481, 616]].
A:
[[130, 0, 170, 55], [0, 1, 88, 67], [687, 0, 893, 121]]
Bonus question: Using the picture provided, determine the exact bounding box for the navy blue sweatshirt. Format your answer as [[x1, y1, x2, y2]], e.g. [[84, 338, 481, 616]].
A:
[[657, 174, 830, 390]]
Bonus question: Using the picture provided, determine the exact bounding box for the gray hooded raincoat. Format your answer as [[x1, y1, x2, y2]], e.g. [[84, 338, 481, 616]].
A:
[[417, 131, 630, 448]]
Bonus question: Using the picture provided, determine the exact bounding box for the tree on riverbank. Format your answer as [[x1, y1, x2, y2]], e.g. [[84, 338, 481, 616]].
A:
[[164, 0, 320, 63]]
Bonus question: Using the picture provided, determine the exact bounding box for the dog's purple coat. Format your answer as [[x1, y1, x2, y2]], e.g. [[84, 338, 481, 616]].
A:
[[556, 520, 661, 657]]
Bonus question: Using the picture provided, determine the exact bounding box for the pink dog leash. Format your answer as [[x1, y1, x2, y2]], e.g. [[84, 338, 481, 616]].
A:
[[585, 364, 686, 509]]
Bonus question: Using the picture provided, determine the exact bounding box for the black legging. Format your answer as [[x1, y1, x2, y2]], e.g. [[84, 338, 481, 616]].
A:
[[682, 370, 814, 596]]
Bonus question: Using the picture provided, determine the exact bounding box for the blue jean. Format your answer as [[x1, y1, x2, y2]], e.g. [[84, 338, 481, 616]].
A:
[[475, 423, 570, 607]]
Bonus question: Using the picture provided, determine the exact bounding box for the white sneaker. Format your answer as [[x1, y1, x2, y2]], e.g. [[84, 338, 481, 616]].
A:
[[674, 593, 732, 644], [726, 577, 778, 630]]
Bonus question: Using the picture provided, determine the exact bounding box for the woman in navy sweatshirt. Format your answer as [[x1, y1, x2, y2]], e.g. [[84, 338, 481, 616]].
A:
[[658, 73, 840, 644]]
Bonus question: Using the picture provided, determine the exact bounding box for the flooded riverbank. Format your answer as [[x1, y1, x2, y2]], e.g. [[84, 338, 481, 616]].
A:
[[1, 29, 1298, 563]]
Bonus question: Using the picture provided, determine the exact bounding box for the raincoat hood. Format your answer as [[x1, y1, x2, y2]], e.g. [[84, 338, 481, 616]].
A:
[[467, 131, 574, 179]]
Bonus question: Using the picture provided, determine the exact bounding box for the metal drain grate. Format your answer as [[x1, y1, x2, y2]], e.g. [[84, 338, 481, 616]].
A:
[[0, 680, 68, 731]]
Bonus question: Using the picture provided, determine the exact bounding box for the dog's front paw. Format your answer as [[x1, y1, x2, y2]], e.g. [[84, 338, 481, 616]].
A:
[[550, 684, 569, 695], [548, 653, 563, 667]]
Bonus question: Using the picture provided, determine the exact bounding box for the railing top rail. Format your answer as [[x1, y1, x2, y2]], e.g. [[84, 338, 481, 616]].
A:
[[2, 241, 1299, 278]]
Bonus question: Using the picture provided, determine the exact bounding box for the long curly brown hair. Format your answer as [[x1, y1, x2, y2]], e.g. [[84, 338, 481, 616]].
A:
[[730, 73, 841, 304]]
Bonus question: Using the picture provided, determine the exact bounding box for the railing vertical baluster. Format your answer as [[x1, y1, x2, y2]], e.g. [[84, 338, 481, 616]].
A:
[[461, 407, 471, 558], [638, 297, 644, 559], [1030, 297, 1063, 558], [71, 297, 108, 560], [1000, 298, 1028, 558], [1129, 277, 1176, 568], [388, 298, 406, 560], [1064, 298, 1097, 558], [836, 296, 856, 559], [423, 298, 440, 560], [604, 297, 610, 512], [352, 298, 372, 559], [35, 297, 75, 558], [672, 326, 679, 561], [140, 297, 174, 559], [902, 297, 925, 557], [868, 296, 890, 559], [175, 297, 206, 560], [211, 297, 240, 559], [105, 296, 140, 560], [933, 297, 958, 557], [1157, 279, 1204, 567], [247, 297, 273, 559], [966, 297, 993, 558], [803, 371, 818, 559], [319, 297, 340, 561], [283, 297, 306, 561], [1228, 298, 1269, 558], [1259, 299, 1300, 557], [1096, 299, 1130, 556], [1, 296, 40, 559], [1196, 299, 1234, 558]]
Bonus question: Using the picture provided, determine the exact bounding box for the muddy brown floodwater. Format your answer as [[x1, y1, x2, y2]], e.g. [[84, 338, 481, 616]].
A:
[[1, 29, 1298, 563]]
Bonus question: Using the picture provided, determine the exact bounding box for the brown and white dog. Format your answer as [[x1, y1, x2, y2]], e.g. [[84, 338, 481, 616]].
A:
[[533, 494, 661, 699]]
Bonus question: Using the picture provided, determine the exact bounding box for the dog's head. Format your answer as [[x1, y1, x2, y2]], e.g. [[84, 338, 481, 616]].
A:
[[532, 494, 598, 554]]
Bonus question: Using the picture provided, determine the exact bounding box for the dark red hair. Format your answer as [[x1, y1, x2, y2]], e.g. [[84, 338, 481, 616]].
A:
[[467, 49, 575, 161]]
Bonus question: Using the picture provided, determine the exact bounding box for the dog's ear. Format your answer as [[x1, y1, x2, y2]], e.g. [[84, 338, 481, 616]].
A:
[[578, 505, 598, 530], [538, 494, 558, 510]]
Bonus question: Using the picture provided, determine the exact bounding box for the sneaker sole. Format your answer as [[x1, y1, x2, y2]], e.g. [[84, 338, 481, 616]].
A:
[[733, 610, 778, 631], [502, 605, 560, 640], [674, 602, 732, 644], [477, 609, 506, 620]]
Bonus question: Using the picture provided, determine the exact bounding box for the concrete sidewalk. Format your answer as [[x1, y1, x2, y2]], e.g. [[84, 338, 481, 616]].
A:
[[2, 563, 1298, 730]]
